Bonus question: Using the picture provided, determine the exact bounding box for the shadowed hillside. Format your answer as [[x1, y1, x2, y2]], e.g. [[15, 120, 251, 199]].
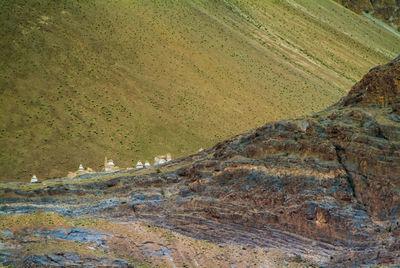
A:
[[0, 0, 399, 181]]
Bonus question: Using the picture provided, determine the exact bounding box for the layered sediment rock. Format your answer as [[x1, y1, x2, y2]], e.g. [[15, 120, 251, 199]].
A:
[[1, 57, 399, 266]]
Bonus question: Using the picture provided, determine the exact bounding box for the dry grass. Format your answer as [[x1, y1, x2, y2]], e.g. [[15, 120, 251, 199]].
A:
[[0, 0, 398, 182]]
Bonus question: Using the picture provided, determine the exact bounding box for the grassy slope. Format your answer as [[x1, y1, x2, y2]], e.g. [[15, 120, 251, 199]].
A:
[[0, 0, 398, 181]]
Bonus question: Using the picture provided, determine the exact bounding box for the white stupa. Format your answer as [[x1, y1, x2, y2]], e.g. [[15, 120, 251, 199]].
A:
[[166, 153, 172, 162], [104, 157, 119, 172], [154, 157, 160, 166], [78, 164, 84, 171], [159, 158, 166, 165], [105, 159, 115, 172], [136, 161, 143, 169], [144, 161, 151, 168], [30, 175, 38, 183]]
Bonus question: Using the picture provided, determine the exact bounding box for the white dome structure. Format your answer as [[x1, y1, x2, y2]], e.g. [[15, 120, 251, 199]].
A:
[[78, 164, 84, 171], [136, 161, 143, 169], [159, 158, 166, 165], [104, 157, 119, 172], [30, 175, 38, 183], [144, 161, 151, 168]]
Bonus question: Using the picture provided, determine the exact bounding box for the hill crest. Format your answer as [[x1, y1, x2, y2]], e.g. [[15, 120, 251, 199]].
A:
[[341, 55, 400, 109]]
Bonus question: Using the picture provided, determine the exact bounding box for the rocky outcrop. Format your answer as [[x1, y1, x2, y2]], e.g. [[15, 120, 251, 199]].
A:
[[35, 228, 111, 249], [1, 57, 399, 266], [24, 253, 132, 267], [342, 55, 400, 110], [334, 0, 400, 31]]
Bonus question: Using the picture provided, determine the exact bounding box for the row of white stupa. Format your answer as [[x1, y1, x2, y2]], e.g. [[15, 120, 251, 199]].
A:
[[30, 153, 172, 183], [104, 154, 172, 172]]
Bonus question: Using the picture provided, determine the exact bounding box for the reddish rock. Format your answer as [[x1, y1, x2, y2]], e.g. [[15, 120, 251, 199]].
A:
[[342, 55, 400, 111]]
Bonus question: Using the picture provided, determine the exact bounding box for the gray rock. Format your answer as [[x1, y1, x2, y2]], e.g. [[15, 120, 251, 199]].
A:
[[130, 193, 163, 207], [35, 228, 112, 248], [0, 230, 13, 237], [24, 252, 132, 267], [0, 205, 38, 214], [388, 113, 400, 122]]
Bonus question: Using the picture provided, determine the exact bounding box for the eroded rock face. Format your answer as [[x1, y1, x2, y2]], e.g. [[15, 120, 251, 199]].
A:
[[342, 55, 400, 111], [1, 57, 400, 266]]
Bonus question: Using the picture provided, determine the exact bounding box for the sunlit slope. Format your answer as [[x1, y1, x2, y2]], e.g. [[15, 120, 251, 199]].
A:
[[0, 0, 398, 181]]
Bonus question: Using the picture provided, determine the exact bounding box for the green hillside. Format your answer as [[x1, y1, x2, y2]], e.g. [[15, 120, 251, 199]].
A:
[[0, 0, 399, 181]]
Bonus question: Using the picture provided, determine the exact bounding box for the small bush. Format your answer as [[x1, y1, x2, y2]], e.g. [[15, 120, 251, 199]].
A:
[[294, 254, 302, 262]]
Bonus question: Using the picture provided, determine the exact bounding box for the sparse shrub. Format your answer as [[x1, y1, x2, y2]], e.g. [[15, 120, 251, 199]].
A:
[[294, 254, 302, 262]]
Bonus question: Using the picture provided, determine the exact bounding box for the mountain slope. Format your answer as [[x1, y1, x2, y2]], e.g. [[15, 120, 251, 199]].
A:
[[1, 0, 399, 181], [1, 57, 399, 267]]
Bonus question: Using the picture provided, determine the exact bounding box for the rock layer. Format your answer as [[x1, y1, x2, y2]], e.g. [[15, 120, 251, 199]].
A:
[[1, 58, 400, 266], [342, 55, 400, 110]]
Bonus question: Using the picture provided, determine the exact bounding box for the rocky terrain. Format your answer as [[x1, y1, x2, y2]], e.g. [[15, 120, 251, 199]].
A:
[[334, 0, 400, 31], [1, 57, 400, 267]]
